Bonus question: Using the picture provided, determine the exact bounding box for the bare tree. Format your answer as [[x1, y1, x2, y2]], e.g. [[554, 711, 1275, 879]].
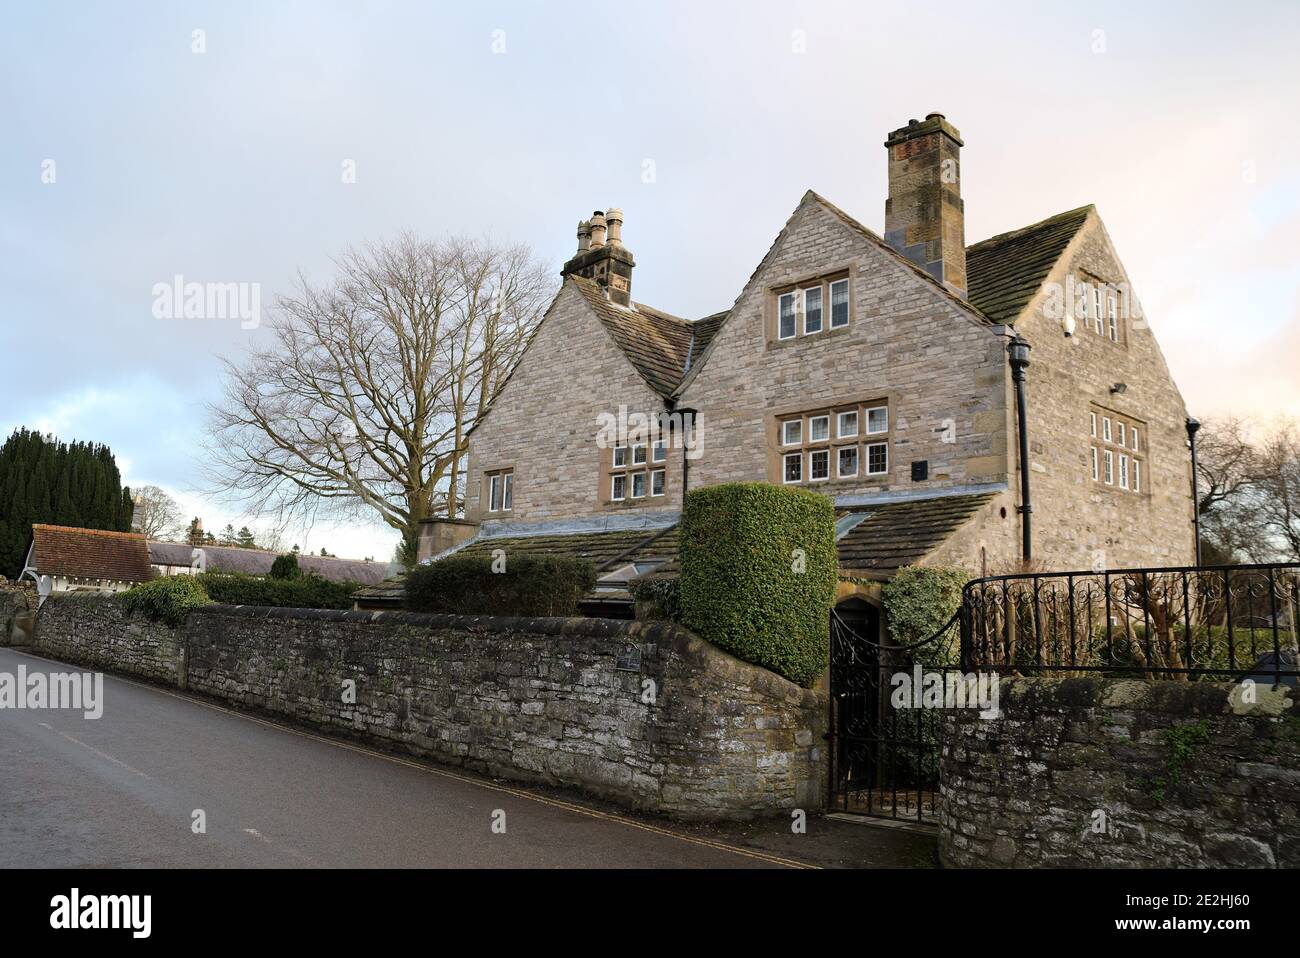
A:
[[131, 485, 185, 540], [1251, 419, 1300, 562], [205, 234, 554, 561]]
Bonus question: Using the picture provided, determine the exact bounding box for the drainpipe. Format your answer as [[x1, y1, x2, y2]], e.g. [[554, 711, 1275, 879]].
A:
[[1007, 336, 1033, 564], [1186, 416, 1202, 566], [674, 406, 698, 502]]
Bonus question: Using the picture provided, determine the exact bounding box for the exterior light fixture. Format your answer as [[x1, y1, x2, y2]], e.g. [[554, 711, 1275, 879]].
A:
[[1007, 336, 1033, 563]]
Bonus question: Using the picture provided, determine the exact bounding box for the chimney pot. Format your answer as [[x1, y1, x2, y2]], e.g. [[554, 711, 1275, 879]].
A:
[[605, 207, 624, 246], [589, 210, 607, 249], [576, 220, 591, 253]]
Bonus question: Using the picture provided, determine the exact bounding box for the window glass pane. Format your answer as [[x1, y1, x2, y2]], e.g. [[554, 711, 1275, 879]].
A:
[[779, 293, 796, 339], [1104, 450, 1113, 484], [783, 453, 802, 484], [782, 420, 802, 445], [632, 444, 647, 465], [1131, 427, 1139, 451], [1102, 418, 1112, 442], [651, 470, 665, 496], [830, 279, 849, 328], [632, 472, 646, 498], [1133, 460, 1141, 492], [1090, 412, 1096, 437], [1119, 454, 1129, 489], [1117, 423, 1126, 446], [502, 473, 513, 510], [866, 443, 888, 475], [803, 287, 823, 334], [809, 416, 829, 442], [612, 475, 626, 500], [838, 411, 858, 438], [489, 475, 502, 512], [1091, 447, 1099, 481], [867, 406, 888, 434], [613, 447, 627, 467], [652, 441, 667, 463], [810, 449, 829, 480], [838, 446, 858, 477]]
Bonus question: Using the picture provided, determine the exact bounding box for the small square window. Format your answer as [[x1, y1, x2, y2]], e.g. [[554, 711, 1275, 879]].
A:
[[652, 441, 667, 463], [803, 287, 823, 335], [829, 279, 849, 328], [611, 474, 627, 501], [810, 449, 830, 481], [651, 469, 665, 497], [866, 406, 888, 434], [778, 292, 797, 340], [632, 444, 647, 466], [837, 411, 858, 438], [783, 452, 802, 484], [782, 420, 802, 446], [613, 446, 627, 468], [809, 415, 830, 442], [837, 446, 858, 478], [631, 472, 647, 498], [866, 442, 888, 475]]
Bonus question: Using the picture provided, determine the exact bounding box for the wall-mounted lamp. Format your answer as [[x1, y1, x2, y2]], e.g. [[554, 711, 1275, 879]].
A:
[[1109, 382, 1127, 395]]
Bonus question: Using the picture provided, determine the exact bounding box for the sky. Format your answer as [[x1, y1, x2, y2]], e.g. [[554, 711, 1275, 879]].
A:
[[3, 0, 1299, 560]]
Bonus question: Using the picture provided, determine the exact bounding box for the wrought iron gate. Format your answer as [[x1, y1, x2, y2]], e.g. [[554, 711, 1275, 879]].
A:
[[827, 601, 960, 824]]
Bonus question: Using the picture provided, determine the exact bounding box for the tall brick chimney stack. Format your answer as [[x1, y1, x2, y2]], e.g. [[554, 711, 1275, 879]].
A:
[[561, 207, 636, 306], [883, 113, 967, 298]]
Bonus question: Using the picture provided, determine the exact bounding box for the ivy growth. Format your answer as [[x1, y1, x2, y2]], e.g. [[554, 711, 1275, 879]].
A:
[[1144, 719, 1211, 802]]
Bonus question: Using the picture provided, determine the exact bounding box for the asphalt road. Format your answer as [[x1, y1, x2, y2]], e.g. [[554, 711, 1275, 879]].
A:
[[0, 647, 844, 869]]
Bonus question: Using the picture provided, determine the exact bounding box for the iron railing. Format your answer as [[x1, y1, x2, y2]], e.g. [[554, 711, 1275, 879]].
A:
[[961, 562, 1300, 681]]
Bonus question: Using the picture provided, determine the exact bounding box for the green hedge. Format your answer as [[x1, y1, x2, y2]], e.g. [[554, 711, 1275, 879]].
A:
[[122, 576, 212, 627], [195, 572, 358, 610], [679, 482, 837, 686], [404, 554, 596, 617], [632, 575, 682, 621], [881, 565, 969, 667]]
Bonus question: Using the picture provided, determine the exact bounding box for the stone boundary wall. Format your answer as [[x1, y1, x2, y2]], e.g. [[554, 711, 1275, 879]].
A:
[[1, 584, 34, 646], [940, 677, 1299, 868], [32, 595, 826, 820], [28, 592, 182, 681]]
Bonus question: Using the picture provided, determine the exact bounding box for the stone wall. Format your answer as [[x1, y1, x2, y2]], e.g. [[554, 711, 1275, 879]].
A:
[[939, 677, 1299, 868], [30, 593, 183, 682], [33, 596, 826, 819], [0, 581, 35, 646]]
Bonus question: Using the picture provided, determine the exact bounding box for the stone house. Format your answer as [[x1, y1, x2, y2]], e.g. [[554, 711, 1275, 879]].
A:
[[416, 113, 1194, 620]]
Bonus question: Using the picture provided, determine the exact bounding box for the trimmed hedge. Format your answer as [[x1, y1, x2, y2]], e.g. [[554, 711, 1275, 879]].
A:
[[679, 482, 837, 686], [632, 575, 682, 622], [882, 565, 969, 667], [122, 575, 212, 627], [195, 572, 358, 610], [404, 554, 596, 617]]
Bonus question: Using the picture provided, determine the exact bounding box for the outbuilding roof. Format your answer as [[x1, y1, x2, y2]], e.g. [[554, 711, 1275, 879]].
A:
[[28, 524, 153, 583]]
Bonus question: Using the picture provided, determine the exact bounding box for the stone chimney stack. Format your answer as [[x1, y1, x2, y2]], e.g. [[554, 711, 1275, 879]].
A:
[[560, 207, 636, 306], [883, 113, 967, 298]]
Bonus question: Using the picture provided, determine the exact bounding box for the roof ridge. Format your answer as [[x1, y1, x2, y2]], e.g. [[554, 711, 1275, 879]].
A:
[[33, 524, 145, 540], [967, 204, 1094, 252]]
